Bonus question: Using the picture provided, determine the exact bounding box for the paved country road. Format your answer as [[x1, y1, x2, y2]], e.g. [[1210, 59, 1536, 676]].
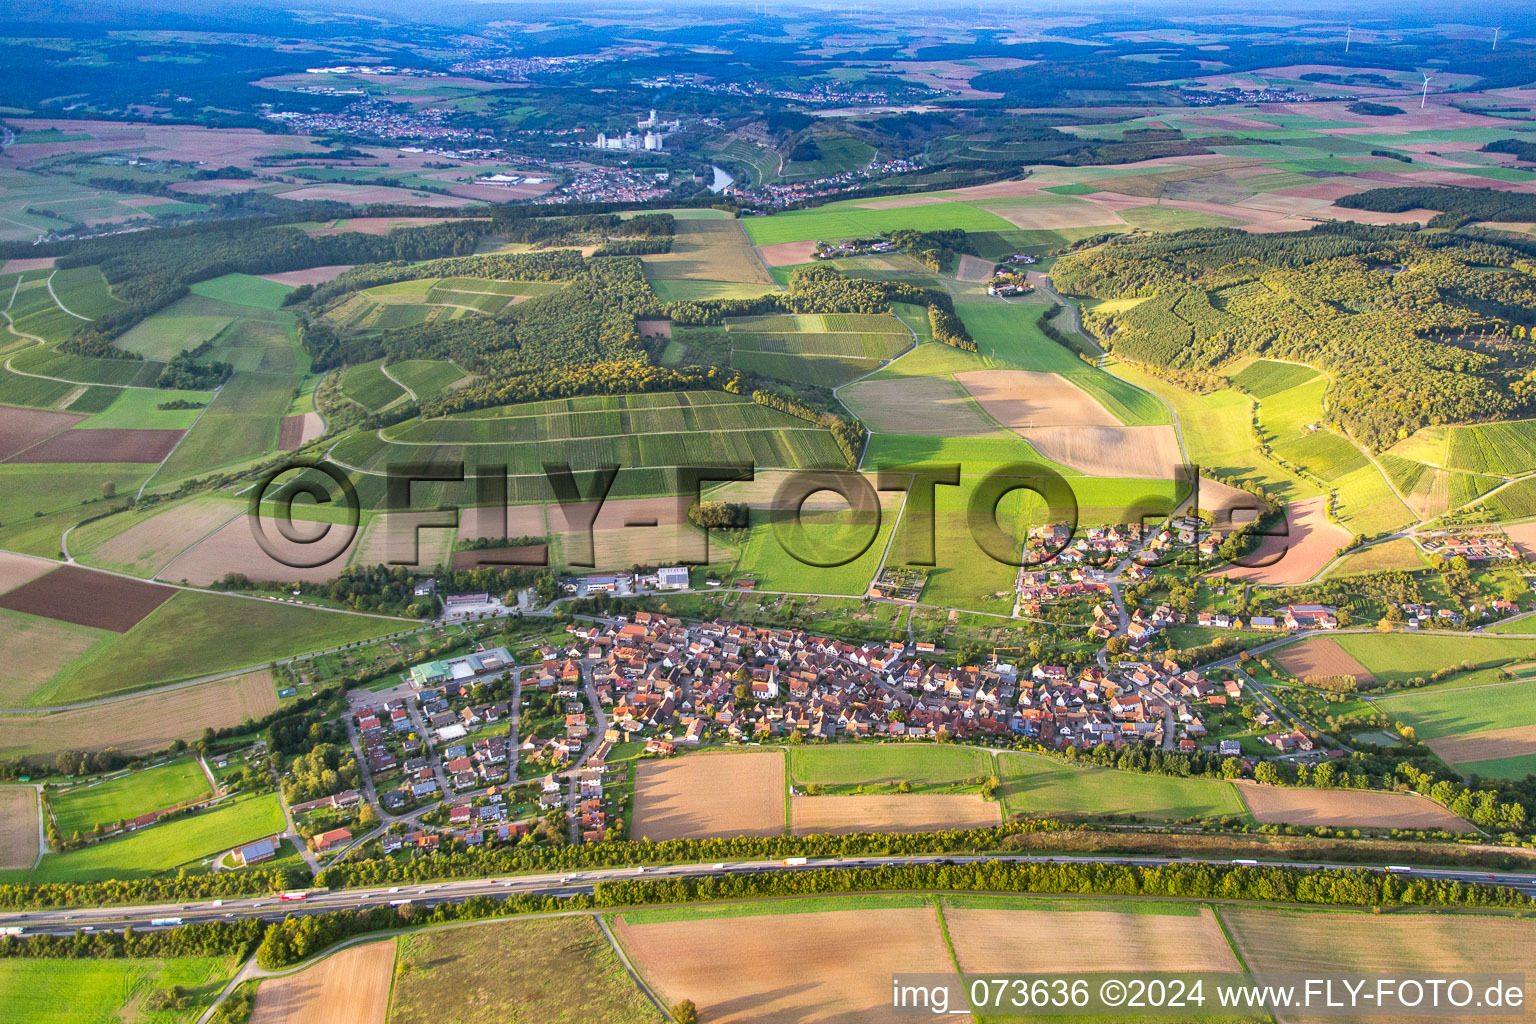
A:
[[4, 853, 1533, 937]]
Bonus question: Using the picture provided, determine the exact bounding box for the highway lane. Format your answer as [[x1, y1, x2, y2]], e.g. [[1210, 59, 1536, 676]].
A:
[[5, 853, 1534, 937]]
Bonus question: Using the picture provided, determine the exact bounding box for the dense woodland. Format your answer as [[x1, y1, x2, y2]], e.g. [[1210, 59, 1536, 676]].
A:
[[1055, 223, 1536, 447], [1334, 184, 1536, 227], [50, 217, 493, 357]]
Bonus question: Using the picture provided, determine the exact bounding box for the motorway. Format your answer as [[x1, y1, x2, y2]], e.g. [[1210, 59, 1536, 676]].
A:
[[5, 854, 1534, 937]]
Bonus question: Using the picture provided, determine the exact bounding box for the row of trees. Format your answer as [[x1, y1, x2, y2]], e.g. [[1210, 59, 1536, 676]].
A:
[[0, 917, 264, 961], [249, 858, 1531, 969], [929, 305, 978, 351]]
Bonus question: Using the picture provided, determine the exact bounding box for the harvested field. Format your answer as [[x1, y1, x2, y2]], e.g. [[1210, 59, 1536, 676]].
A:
[[644, 217, 772, 283], [0, 786, 38, 869], [1220, 495, 1350, 584], [5, 116, 336, 167], [304, 216, 468, 237], [0, 565, 174, 632], [1314, 204, 1440, 226], [259, 265, 353, 286], [458, 502, 548, 541], [841, 377, 1001, 437], [946, 904, 1238, 973], [790, 793, 999, 834], [979, 197, 1125, 230], [1271, 636, 1376, 685], [631, 750, 785, 841], [0, 404, 85, 460], [250, 939, 394, 1024], [1427, 724, 1536, 768], [277, 412, 324, 450], [0, 670, 279, 759], [1222, 907, 1536, 1024], [1235, 783, 1472, 831], [158, 514, 356, 584], [956, 370, 1118, 427], [955, 253, 997, 282], [615, 906, 963, 1024], [1023, 424, 1183, 478], [0, 608, 106, 705], [0, 549, 58, 595], [0, 258, 56, 273], [1501, 520, 1536, 560], [450, 545, 546, 571], [83, 499, 239, 576], [274, 184, 470, 207], [635, 318, 672, 338], [754, 240, 818, 266], [169, 177, 270, 194], [350, 512, 455, 570], [7, 427, 183, 463]]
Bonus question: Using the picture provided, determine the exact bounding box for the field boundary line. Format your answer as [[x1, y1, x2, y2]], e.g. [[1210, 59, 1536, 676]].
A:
[[0, 409, 84, 465], [598, 913, 675, 1020], [867, 481, 912, 589], [931, 897, 971, 1009], [376, 423, 830, 445], [136, 381, 225, 501], [45, 270, 92, 321]]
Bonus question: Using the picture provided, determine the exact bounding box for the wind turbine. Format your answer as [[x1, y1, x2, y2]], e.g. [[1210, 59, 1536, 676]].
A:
[[1420, 72, 1432, 109], [1345, 26, 1352, 53], [1493, 27, 1500, 51]]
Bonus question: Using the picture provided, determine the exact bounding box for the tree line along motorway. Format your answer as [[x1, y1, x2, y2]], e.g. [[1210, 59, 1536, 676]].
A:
[[5, 854, 1534, 937]]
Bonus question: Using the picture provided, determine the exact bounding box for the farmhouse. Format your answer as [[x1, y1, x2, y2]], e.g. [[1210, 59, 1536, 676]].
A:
[[1283, 604, 1338, 631], [313, 827, 354, 853]]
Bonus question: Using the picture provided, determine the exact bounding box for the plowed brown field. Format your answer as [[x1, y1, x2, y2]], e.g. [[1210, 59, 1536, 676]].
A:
[[0, 565, 174, 632], [1272, 636, 1376, 684], [0, 404, 84, 460], [8, 427, 182, 463]]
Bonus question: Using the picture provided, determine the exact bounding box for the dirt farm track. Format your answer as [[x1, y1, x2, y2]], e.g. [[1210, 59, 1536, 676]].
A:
[[630, 750, 785, 841]]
